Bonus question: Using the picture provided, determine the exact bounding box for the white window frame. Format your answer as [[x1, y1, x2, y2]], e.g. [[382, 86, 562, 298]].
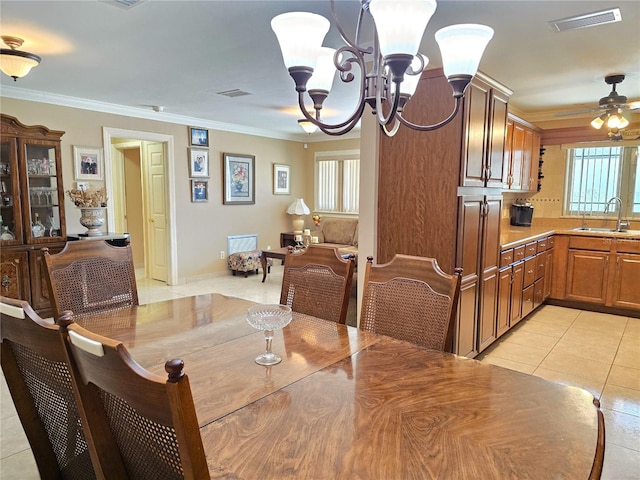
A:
[[314, 149, 360, 216], [563, 143, 639, 219]]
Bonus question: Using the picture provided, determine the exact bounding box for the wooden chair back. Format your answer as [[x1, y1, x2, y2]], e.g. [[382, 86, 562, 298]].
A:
[[360, 254, 463, 352], [64, 321, 210, 480], [43, 240, 138, 319], [280, 246, 355, 324], [0, 297, 96, 479]]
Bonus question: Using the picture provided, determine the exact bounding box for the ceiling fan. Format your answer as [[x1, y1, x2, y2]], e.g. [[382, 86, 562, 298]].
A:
[[556, 74, 640, 123]]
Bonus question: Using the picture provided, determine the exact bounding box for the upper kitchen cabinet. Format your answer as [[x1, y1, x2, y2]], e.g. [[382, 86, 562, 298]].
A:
[[461, 75, 510, 188], [503, 114, 541, 192]]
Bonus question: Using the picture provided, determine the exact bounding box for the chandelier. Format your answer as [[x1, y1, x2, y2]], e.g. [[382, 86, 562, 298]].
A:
[[271, 0, 494, 137], [0, 36, 41, 81]]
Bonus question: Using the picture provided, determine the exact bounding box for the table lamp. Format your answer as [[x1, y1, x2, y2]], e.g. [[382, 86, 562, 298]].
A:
[[287, 198, 310, 234]]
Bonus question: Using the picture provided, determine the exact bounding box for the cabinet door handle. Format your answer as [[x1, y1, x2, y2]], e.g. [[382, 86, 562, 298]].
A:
[[1, 275, 11, 289]]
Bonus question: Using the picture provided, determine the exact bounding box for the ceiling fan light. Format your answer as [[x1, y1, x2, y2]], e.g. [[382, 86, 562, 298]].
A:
[[369, 0, 436, 57], [435, 24, 494, 78], [271, 12, 329, 70], [591, 114, 606, 129], [606, 113, 629, 129]]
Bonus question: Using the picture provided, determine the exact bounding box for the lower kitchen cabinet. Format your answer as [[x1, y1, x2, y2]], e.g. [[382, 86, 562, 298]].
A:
[[552, 235, 640, 314]]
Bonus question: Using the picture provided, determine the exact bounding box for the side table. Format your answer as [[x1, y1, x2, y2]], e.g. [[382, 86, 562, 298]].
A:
[[280, 232, 296, 248], [261, 247, 290, 283]]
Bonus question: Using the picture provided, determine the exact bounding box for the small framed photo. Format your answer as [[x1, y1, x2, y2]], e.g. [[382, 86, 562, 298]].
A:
[[189, 126, 209, 147], [223, 153, 255, 205], [191, 179, 208, 202], [189, 148, 209, 177], [273, 164, 290, 195], [73, 146, 104, 180]]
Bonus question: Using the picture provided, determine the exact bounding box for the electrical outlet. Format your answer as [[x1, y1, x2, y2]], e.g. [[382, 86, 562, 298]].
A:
[[266, 245, 271, 250], [220, 250, 225, 259]]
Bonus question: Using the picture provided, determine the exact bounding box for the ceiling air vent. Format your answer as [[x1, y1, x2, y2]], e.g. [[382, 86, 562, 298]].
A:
[[217, 89, 251, 98], [549, 8, 622, 32], [102, 0, 145, 9]]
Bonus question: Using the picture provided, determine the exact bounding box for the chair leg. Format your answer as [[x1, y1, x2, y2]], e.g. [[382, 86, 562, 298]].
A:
[[255, 269, 258, 274], [268, 266, 271, 273]]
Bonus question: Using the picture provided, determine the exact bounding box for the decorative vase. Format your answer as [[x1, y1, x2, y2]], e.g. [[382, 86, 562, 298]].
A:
[[79, 207, 106, 236]]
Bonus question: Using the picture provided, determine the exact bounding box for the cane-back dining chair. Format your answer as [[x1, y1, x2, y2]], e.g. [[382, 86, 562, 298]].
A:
[[42, 240, 138, 319], [64, 321, 210, 480], [360, 254, 463, 352], [0, 297, 96, 480], [280, 246, 355, 324]]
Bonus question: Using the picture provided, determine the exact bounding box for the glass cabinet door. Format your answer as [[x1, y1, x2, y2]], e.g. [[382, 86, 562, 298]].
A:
[[0, 139, 22, 245], [23, 141, 64, 242]]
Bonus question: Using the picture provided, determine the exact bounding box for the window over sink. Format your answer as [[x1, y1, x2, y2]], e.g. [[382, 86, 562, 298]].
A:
[[564, 145, 639, 218]]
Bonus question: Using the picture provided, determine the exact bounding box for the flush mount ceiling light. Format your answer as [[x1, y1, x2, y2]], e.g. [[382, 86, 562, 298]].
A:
[[271, 0, 494, 137], [0, 36, 41, 81], [298, 119, 319, 134]]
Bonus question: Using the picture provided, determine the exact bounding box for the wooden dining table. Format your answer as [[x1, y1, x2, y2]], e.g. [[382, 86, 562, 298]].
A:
[[79, 293, 605, 479]]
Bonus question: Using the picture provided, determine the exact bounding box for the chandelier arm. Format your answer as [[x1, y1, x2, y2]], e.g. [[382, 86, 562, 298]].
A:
[[380, 117, 402, 137], [375, 71, 402, 127], [330, 0, 373, 55], [396, 97, 464, 132]]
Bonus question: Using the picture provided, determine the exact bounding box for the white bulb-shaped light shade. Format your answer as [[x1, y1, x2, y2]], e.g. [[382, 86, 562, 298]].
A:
[[271, 12, 330, 69], [369, 0, 436, 58], [607, 113, 629, 129], [307, 47, 339, 92], [287, 198, 310, 215], [298, 119, 318, 134], [435, 24, 494, 78], [399, 54, 429, 96], [0, 51, 40, 79], [591, 114, 606, 129]]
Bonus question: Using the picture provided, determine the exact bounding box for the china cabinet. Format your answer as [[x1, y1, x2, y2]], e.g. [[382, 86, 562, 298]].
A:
[[1, 114, 67, 313]]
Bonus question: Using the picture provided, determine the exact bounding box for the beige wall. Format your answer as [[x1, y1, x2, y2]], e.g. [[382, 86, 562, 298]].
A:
[[1, 97, 357, 282]]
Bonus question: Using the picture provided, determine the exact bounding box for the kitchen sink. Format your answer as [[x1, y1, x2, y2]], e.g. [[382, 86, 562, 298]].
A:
[[572, 227, 623, 232]]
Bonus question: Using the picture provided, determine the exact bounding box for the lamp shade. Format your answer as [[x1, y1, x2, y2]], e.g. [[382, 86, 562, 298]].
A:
[[369, 0, 436, 58], [591, 114, 606, 129], [307, 47, 339, 92], [399, 54, 428, 96], [287, 198, 310, 215], [298, 119, 318, 134], [435, 24, 494, 78], [607, 113, 629, 129], [0, 49, 40, 80], [271, 12, 330, 69]]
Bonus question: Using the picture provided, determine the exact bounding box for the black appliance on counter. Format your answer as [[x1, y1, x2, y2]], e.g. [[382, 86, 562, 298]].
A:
[[510, 202, 534, 227]]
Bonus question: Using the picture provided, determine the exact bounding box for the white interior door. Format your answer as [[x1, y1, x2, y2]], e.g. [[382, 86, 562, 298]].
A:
[[144, 141, 168, 282]]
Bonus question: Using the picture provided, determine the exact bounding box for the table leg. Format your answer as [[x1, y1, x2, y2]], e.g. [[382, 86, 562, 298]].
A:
[[261, 254, 268, 283]]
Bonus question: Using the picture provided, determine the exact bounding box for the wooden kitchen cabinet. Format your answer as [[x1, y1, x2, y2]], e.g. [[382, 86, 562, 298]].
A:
[[0, 114, 67, 314], [377, 68, 511, 358], [552, 234, 639, 314], [502, 114, 541, 192]]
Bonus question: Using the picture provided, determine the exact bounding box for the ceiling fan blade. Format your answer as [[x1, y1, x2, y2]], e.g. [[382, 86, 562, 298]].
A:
[[626, 100, 640, 111], [554, 108, 598, 117]]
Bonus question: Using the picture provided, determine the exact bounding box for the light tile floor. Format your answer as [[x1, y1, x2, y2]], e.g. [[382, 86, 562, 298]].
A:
[[2, 265, 639, 478]]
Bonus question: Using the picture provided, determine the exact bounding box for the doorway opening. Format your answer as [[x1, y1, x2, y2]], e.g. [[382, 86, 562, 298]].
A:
[[102, 127, 178, 285]]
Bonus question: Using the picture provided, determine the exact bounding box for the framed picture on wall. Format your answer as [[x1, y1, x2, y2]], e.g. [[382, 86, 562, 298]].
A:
[[189, 148, 209, 177], [223, 153, 255, 205], [73, 146, 104, 180], [189, 126, 209, 147], [273, 163, 290, 195], [191, 179, 208, 202]]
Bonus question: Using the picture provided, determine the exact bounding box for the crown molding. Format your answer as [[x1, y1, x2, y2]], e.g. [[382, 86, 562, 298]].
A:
[[1, 85, 314, 142]]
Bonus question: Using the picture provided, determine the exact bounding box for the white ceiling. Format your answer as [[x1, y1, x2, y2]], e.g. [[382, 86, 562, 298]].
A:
[[1, 0, 639, 141]]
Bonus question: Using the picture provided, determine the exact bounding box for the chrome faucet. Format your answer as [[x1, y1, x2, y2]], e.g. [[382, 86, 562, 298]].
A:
[[604, 196, 627, 231]]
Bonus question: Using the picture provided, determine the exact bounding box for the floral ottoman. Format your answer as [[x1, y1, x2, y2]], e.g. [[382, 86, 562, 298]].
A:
[[227, 250, 272, 278]]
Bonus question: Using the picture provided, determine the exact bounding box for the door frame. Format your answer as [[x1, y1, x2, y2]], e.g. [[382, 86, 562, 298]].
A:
[[102, 127, 178, 285]]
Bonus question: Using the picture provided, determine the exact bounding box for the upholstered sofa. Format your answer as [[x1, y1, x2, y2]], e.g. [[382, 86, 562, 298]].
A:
[[311, 218, 358, 258]]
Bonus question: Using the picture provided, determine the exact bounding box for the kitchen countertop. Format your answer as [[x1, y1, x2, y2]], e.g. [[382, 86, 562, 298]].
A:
[[500, 225, 640, 250]]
